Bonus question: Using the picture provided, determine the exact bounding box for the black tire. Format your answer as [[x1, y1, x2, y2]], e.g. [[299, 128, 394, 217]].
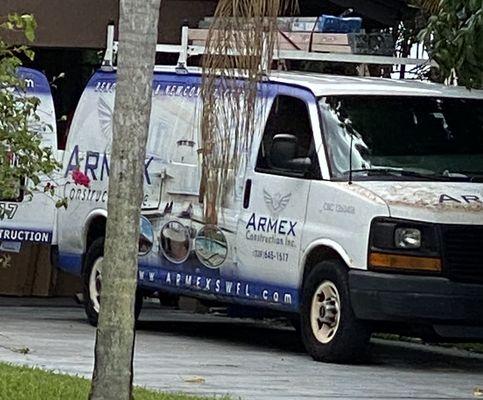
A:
[[83, 237, 143, 327], [300, 260, 371, 363]]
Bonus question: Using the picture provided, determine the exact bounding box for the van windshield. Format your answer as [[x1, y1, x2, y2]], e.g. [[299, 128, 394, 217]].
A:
[[319, 95, 483, 181]]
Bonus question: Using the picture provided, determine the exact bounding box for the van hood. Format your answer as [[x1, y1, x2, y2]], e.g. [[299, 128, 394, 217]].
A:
[[351, 181, 483, 225]]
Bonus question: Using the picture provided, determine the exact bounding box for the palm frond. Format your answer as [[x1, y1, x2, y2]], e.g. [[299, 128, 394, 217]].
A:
[[199, 0, 297, 224], [413, 0, 441, 14]]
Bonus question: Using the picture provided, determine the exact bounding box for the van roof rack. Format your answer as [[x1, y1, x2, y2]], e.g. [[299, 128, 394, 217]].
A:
[[102, 25, 435, 74]]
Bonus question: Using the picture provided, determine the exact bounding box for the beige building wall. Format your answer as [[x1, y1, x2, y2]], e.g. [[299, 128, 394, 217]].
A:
[[1, 0, 217, 48]]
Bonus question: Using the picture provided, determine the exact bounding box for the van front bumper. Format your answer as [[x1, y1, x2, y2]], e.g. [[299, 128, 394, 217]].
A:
[[349, 270, 483, 336]]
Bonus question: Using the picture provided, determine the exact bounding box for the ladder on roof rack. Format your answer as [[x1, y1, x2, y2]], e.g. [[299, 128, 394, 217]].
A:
[[102, 25, 435, 73]]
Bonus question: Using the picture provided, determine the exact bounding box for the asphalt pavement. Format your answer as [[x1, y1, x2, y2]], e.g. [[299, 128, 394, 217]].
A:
[[0, 297, 482, 400]]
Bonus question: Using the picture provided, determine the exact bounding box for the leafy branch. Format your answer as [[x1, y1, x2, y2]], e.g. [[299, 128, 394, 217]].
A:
[[0, 14, 60, 209], [417, 0, 482, 88]]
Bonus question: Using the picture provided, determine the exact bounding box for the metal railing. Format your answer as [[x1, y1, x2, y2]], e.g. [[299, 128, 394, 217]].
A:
[[102, 24, 436, 73]]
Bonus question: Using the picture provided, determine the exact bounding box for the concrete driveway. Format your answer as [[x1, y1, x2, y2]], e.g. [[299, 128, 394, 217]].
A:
[[0, 297, 482, 400]]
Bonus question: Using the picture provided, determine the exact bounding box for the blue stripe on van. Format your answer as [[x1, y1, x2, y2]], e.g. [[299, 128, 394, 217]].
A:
[[57, 252, 83, 276], [85, 69, 315, 101], [17, 67, 52, 95], [57, 251, 299, 310], [138, 264, 300, 311], [85, 70, 202, 88], [0, 227, 52, 244]]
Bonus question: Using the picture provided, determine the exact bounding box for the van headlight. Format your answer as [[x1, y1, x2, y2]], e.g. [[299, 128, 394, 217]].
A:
[[368, 218, 441, 274], [395, 228, 421, 249]]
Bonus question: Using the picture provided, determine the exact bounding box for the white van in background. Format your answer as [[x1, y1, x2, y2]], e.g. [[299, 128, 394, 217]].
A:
[[4, 60, 483, 363], [0, 68, 57, 251]]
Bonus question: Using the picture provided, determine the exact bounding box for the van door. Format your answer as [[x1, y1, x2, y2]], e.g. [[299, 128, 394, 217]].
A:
[[235, 89, 321, 305], [0, 68, 57, 250]]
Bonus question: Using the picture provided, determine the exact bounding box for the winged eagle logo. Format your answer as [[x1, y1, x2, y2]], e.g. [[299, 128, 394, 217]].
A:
[[98, 95, 114, 152], [263, 189, 291, 216]]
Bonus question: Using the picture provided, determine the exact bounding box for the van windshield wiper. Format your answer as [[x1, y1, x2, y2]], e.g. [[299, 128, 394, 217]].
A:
[[346, 168, 450, 181], [444, 170, 483, 182]]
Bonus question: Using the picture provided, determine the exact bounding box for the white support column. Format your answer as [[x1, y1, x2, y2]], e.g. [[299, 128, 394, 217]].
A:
[[101, 24, 116, 71], [176, 25, 190, 73]]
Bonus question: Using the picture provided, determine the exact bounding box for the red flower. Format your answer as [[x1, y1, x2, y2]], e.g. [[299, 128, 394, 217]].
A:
[[72, 169, 91, 188], [44, 182, 56, 192]]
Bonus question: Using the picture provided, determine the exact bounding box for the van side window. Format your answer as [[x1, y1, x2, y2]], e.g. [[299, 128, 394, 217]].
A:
[[256, 95, 319, 178]]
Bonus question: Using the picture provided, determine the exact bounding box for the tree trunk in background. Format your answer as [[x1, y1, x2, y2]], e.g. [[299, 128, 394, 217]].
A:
[[89, 1, 160, 399]]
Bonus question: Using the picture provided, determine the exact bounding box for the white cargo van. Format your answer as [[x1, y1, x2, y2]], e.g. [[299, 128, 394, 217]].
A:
[[5, 34, 483, 363], [0, 68, 57, 249]]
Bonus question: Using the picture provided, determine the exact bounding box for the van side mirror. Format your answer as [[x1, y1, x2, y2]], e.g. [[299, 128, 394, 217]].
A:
[[269, 134, 298, 169], [287, 157, 312, 171], [269, 134, 312, 173]]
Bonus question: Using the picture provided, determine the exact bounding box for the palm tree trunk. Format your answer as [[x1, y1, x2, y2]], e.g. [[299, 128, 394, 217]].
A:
[[89, 1, 160, 399]]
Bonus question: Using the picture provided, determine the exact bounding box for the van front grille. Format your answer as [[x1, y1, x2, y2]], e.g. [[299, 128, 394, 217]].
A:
[[442, 226, 483, 284]]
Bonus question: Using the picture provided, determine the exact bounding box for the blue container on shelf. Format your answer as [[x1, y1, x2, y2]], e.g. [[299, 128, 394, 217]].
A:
[[318, 15, 362, 33]]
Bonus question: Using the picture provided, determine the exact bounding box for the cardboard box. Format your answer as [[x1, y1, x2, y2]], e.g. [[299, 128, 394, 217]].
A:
[[0, 243, 81, 297]]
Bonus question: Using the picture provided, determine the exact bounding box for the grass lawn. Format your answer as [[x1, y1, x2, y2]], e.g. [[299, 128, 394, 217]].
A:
[[440, 342, 483, 354], [0, 363, 228, 400]]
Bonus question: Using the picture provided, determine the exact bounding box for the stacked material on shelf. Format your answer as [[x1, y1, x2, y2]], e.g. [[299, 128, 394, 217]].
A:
[[193, 17, 394, 56], [199, 16, 362, 33]]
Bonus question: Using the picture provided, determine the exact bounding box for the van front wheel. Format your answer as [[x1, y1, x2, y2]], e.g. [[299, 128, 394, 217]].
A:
[[300, 260, 370, 363], [83, 238, 143, 326]]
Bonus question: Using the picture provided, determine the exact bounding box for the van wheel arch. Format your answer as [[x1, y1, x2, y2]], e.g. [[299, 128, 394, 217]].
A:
[[83, 237, 143, 326], [302, 245, 348, 288], [300, 259, 371, 363], [292, 246, 348, 334], [83, 215, 106, 273]]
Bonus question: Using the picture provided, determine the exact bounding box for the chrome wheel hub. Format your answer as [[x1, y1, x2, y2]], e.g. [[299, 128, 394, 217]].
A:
[[310, 280, 341, 344], [88, 257, 103, 313]]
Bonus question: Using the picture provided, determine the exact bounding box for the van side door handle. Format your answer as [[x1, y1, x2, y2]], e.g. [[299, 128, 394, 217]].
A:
[[243, 179, 252, 209]]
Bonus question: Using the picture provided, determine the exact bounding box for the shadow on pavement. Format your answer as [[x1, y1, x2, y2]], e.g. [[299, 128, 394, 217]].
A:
[[4, 295, 481, 374], [137, 318, 306, 353], [370, 340, 483, 372], [137, 317, 483, 372]]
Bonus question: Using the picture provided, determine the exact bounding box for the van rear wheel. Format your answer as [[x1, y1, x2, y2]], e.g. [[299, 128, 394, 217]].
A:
[[83, 238, 143, 326], [300, 260, 371, 363]]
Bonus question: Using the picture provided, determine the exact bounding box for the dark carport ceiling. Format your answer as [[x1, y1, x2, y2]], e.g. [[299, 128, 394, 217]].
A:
[[299, 0, 413, 28]]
